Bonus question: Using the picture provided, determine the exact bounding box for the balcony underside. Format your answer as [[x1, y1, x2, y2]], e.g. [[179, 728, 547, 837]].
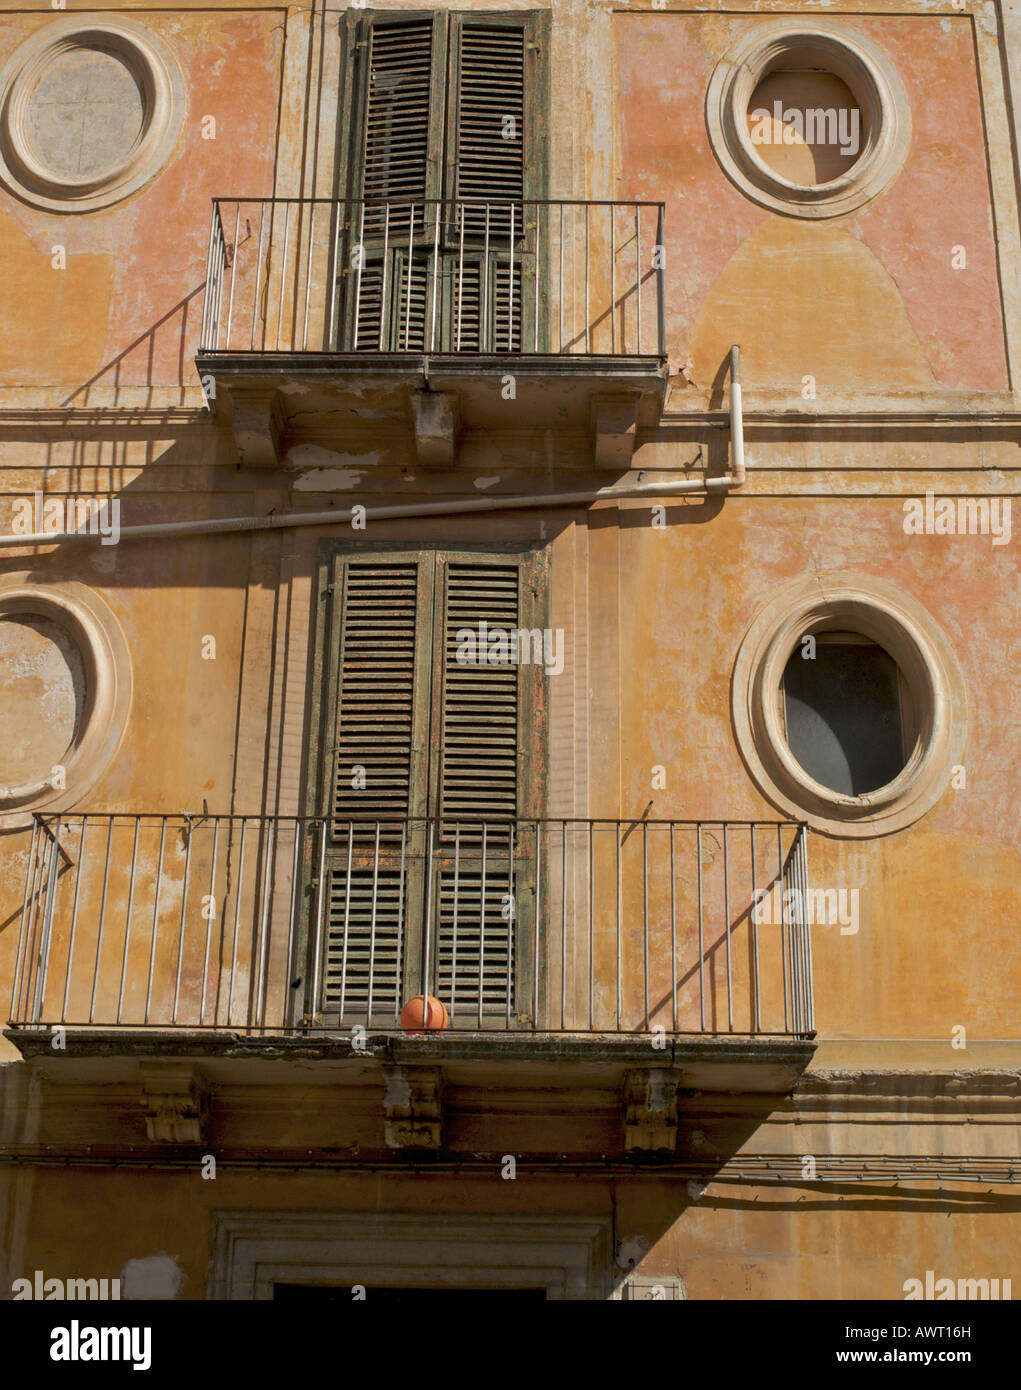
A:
[[200, 351, 668, 469]]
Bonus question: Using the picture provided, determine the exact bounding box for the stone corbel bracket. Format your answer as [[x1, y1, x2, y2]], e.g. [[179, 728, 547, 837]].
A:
[[141, 1064, 208, 1144], [411, 389, 459, 468], [228, 385, 284, 468], [623, 1068, 680, 1154], [592, 395, 641, 471], [382, 1065, 445, 1150]]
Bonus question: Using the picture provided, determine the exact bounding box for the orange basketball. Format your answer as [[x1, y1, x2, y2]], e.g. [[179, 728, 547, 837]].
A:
[[400, 995, 449, 1032]]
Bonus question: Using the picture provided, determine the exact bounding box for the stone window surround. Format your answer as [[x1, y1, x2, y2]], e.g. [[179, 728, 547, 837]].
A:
[[209, 1211, 615, 1300], [731, 573, 967, 838], [0, 574, 132, 825], [0, 15, 185, 214], [705, 20, 912, 219]]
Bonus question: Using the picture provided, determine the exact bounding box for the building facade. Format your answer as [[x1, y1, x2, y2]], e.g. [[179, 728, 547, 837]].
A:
[[0, 0, 1018, 1300]]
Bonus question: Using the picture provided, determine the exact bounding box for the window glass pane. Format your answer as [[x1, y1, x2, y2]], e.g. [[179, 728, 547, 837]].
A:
[[782, 638, 904, 795]]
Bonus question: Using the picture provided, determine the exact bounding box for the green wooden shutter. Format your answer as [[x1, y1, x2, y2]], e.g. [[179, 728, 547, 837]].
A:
[[311, 549, 542, 1026], [340, 11, 548, 352], [320, 560, 431, 1022], [432, 556, 533, 1020], [452, 22, 525, 209]]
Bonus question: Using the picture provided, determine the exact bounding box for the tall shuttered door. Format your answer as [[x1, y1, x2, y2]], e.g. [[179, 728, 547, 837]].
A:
[[342, 11, 539, 352], [322, 563, 424, 1021], [318, 553, 538, 1027]]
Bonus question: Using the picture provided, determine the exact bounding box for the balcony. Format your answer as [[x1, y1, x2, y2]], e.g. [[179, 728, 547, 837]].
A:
[[8, 815, 812, 1083], [197, 198, 669, 467]]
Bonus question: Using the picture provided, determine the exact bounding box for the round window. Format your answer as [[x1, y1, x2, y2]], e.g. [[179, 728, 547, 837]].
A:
[[731, 576, 967, 838], [707, 22, 911, 219]]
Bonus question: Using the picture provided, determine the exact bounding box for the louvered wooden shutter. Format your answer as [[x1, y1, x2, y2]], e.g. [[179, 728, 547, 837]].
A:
[[453, 24, 524, 210], [314, 550, 542, 1026], [360, 15, 439, 233], [322, 561, 428, 1022], [433, 558, 527, 1018]]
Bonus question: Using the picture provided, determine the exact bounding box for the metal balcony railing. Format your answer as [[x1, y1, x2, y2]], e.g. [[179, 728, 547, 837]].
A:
[[9, 816, 812, 1038], [199, 199, 667, 357]]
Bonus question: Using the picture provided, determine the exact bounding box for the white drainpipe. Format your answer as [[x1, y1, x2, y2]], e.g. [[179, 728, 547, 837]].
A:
[[0, 349, 747, 548]]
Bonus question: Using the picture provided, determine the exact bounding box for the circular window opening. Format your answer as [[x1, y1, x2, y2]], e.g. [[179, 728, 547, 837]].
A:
[[780, 630, 912, 796], [24, 44, 145, 182], [0, 17, 185, 214], [706, 23, 911, 219], [746, 64, 866, 186], [731, 575, 967, 838], [0, 614, 85, 786]]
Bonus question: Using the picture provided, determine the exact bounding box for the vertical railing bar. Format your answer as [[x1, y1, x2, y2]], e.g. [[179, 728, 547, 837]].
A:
[[144, 820, 167, 1025], [792, 824, 802, 1034], [532, 824, 540, 1030], [226, 819, 248, 1027], [367, 821, 381, 1021], [656, 204, 666, 356], [255, 819, 275, 1029], [450, 822, 461, 1020], [11, 818, 39, 1022], [635, 205, 642, 354], [750, 824, 760, 1034], [116, 818, 141, 1025], [200, 818, 221, 1027], [32, 825, 62, 1024], [302, 208, 316, 352], [429, 200, 440, 352], [282, 821, 301, 1028], [588, 821, 594, 1031], [778, 824, 790, 1033], [328, 203, 340, 350], [353, 202, 366, 354], [456, 203, 465, 352], [482, 204, 490, 349], [476, 821, 486, 1028], [60, 818, 86, 1023], [669, 822, 677, 1034], [213, 213, 227, 352], [377, 201, 390, 352], [558, 203, 564, 354], [88, 816, 114, 1024], [309, 819, 327, 1026], [201, 201, 218, 348], [642, 820, 649, 1030], [798, 828, 810, 1033], [339, 821, 353, 1021], [404, 203, 415, 350], [616, 821, 622, 1032], [171, 819, 194, 1025], [276, 202, 291, 351], [506, 823, 514, 1028], [33, 819, 62, 1023], [723, 823, 732, 1032], [224, 202, 241, 350], [802, 828, 814, 1032], [609, 203, 616, 354], [584, 204, 590, 353], [560, 821, 567, 1029], [423, 819, 435, 1023], [697, 823, 705, 1033], [532, 201, 539, 352], [18, 830, 42, 1022], [508, 202, 515, 351], [25, 824, 54, 1021], [394, 820, 407, 1024], [251, 202, 266, 352]]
